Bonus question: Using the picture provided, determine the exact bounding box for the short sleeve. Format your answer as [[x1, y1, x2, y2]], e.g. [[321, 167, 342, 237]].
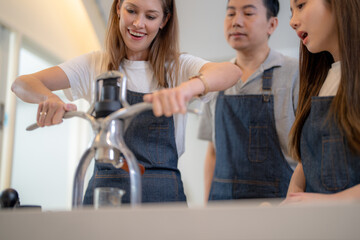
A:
[[59, 51, 105, 104]]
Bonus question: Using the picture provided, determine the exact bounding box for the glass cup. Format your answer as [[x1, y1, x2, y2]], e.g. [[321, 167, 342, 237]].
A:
[[94, 187, 125, 209]]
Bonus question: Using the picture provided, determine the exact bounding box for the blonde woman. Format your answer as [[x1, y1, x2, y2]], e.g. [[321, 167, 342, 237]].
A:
[[11, 0, 241, 204]]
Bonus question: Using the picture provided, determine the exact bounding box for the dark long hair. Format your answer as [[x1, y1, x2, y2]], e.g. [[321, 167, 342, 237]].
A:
[[104, 0, 180, 88], [289, 0, 360, 161]]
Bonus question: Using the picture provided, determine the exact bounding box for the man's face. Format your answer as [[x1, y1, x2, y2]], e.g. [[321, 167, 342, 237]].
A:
[[224, 0, 275, 51]]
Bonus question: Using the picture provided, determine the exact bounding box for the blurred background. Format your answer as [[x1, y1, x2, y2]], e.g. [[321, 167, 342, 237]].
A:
[[0, 0, 299, 210]]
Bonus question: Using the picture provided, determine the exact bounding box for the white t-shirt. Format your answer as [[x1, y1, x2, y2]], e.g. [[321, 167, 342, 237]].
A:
[[59, 51, 209, 156], [319, 61, 341, 97]]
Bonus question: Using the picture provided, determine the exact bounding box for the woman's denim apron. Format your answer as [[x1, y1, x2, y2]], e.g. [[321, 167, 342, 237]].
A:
[[210, 68, 293, 200], [301, 97, 360, 193], [83, 90, 186, 204]]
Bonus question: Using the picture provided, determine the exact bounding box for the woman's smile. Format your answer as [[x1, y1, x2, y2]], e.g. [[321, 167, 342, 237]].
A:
[[118, 0, 167, 60], [128, 29, 147, 40]]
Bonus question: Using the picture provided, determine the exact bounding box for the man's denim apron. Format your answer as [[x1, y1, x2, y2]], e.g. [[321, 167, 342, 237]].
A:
[[83, 90, 186, 204], [210, 68, 293, 200], [301, 97, 360, 193]]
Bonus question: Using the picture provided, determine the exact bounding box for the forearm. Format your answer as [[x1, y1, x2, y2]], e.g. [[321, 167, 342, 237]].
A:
[[200, 62, 241, 92], [143, 62, 241, 116], [11, 66, 70, 104], [12, 75, 57, 103], [287, 163, 306, 196], [334, 184, 360, 200], [204, 142, 216, 202], [283, 165, 360, 205], [181, 62, 241, 97]]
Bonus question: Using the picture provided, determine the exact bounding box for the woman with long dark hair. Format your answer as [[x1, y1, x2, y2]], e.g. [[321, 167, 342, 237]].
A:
[[284, 0, 360, 204]]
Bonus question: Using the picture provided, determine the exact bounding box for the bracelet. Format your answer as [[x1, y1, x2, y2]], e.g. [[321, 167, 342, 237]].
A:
[[189, 73, 209, 97]]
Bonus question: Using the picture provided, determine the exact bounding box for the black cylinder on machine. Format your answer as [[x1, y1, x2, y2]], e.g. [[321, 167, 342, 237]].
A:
[[95, 78, 122, 118]]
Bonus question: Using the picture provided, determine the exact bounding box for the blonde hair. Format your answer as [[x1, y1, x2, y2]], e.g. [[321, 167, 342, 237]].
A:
[[104, 0, 180, 88]]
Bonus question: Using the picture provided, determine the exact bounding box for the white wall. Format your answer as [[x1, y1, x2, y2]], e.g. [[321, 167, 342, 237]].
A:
[[0, 0, 101, 61]]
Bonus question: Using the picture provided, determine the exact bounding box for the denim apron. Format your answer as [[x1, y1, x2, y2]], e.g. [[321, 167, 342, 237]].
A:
[[210, 68, 293, 200], [301, 97, 360, 193], [83, 90, 186, 204]]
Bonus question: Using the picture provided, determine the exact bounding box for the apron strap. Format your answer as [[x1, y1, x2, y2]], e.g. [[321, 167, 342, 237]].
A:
[[262, 68, 274, 102]]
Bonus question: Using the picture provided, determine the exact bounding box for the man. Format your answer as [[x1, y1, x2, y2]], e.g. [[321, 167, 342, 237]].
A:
[[198, 0, 299, 201]]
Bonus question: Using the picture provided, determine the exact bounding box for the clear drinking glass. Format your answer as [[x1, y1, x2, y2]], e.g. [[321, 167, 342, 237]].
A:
[[94, 187, 125, 209]]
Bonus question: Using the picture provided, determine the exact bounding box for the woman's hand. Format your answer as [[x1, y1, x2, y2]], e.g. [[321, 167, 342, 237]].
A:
[[281, 192, 337, 206], [280, 192, 349, 205], [36, 95, 77, 127], [143, 81, 196, 117], [281, 184, 360, 206]]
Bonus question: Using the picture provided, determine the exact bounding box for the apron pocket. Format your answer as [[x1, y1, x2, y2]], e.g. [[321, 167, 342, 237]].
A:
[[248, 125, 268, 163], [146, 121, 171, 165], [321, 136, 349, 191]]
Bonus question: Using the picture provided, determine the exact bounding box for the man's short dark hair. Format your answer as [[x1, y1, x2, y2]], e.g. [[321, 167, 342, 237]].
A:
[[226, 0, 280, 19], [263, 0, 280, 19]]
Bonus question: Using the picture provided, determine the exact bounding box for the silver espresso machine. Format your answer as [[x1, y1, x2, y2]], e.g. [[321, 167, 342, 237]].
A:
[[27, 71, 152, 208]]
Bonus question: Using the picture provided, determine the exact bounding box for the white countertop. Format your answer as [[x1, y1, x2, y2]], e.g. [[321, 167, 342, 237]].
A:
[[0, 200, 359, 240]]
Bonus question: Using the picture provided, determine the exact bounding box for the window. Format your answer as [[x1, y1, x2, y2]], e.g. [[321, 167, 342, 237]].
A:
[[11, 46, 90, 211]]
